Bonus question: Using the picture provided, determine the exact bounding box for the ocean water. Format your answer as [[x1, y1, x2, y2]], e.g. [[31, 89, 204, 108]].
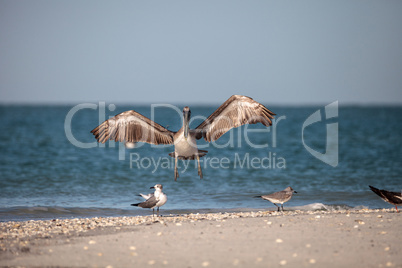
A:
[[1, 103, 401, 222]]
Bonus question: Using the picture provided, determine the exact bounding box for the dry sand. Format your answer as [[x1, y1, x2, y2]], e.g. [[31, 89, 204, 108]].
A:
[[1, 209, 401, 267]]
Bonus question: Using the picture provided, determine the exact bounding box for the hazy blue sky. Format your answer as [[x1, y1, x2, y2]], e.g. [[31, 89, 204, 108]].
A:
[[1, 1, 401, 105]]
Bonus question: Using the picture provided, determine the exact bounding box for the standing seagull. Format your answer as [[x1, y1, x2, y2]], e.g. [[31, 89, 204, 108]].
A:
[[131, 184, 167, 216], [255, 186, 297, 212], [91, 95, 275, 180], [369, 185, 402, 212]]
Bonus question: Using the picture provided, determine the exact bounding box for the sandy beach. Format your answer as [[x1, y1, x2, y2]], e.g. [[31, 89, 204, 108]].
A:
[[1, 209, 401, 267]]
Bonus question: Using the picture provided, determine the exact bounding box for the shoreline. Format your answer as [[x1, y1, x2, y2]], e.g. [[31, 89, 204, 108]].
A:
[[0, 203, 373, 223], [1, 209, 401, 267]]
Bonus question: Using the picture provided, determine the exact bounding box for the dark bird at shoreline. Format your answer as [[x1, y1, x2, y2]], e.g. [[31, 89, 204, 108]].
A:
[[369, 185, 402, 212], [255, 186, 297, 212], [91, 95, 275, 181], [131, 184, 167, 217]]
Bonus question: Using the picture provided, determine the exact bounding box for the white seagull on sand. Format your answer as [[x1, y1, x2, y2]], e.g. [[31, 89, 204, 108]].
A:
[[131, 184, 167, 216]]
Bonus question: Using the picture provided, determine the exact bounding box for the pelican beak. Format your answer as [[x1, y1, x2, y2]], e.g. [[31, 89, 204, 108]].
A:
[[150, 186, 155, 189]]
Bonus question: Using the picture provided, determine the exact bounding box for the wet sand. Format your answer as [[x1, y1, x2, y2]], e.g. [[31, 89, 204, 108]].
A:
[[1, 209, 401, 267]]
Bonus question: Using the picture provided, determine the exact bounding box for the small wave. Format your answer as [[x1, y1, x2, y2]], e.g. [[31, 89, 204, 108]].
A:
[[27, 207, 72, 213], [292, 203, 370, 211], [0, 206, 137, 222], [292, 203, 331, 211]]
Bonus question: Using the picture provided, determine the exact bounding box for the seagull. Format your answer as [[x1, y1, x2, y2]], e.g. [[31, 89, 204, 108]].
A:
[[131, 184, 167, 216], [255, 186, 297, 212], [369, 185, 402, 212], [91, 95, 275, 180]]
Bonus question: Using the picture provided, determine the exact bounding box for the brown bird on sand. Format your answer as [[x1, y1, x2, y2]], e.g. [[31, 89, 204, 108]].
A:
[[255, 186, 297, 212]]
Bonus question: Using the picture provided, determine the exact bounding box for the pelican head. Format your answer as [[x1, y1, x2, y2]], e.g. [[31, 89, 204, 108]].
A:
[[183, 106, 191, 139]]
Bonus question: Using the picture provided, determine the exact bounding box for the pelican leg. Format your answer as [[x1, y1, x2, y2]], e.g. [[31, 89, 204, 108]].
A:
[[197, 155, 203, 179], [157, 207, 160, 217], [152, 208, 155, 217], [273, 203, 280, 212], [174, 156, 179, 181], [281, 204, 284, 212]]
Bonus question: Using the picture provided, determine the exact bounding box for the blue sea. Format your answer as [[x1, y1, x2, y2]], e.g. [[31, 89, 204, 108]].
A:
[[1, 103, 401, 222]]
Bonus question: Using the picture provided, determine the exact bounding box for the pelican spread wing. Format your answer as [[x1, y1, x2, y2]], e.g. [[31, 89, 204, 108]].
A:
[[195, 95, 275, 142], [91, 110, 174, 145]]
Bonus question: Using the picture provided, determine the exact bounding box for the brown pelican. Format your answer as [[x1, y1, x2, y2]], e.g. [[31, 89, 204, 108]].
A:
[[131, 184, 167, 217], [369, 185, 402, 212], [255, 186, 297, 211], [91, 95, 275, 180]]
